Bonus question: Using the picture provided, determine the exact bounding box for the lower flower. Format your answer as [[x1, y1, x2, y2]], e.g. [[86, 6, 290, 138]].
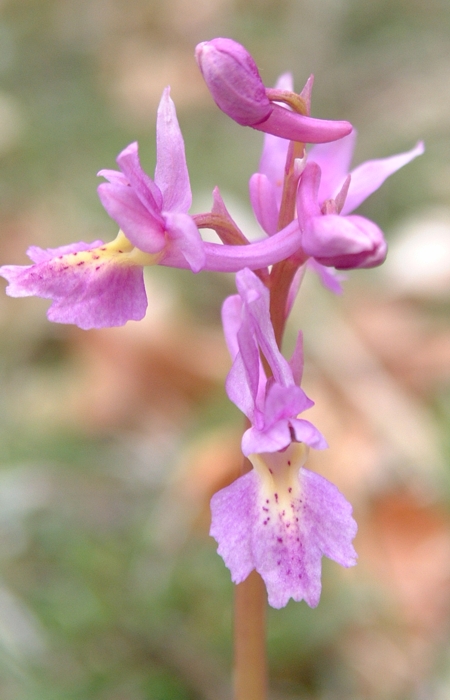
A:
[[210, 442, 357, 608]]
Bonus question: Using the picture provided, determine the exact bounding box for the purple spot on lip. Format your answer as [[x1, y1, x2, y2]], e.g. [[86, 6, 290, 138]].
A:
[[274, 493, 278, 502], [288, 487, 292, 493], [287, 460, 291, 466], [277, 537, 283, 543]]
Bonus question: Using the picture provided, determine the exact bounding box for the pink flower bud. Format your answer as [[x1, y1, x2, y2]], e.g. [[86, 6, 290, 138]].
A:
[[195, 38, 352, 144], [195, 38, 271, 126]]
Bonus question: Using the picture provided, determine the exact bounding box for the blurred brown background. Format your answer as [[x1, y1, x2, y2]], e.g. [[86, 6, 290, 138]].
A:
[[0, 1, 449, 698]]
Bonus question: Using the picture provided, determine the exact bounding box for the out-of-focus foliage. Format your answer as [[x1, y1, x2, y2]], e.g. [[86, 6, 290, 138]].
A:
[[0, 0, 450, 698]]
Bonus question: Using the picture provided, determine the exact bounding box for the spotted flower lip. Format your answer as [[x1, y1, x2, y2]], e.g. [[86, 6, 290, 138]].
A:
[[0, 233, 152, 329], [97, 87, 206, 273], [210, 442, 358, 608], [222, 268, 327, 455], [195, 38, 352, 144]]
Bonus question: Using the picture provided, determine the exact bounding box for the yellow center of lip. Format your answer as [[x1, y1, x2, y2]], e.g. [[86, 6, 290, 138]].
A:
[[60, 231, 162, 269]]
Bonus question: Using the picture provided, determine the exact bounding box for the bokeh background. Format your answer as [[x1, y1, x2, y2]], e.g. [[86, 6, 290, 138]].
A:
[[0, 0, 449, 698]]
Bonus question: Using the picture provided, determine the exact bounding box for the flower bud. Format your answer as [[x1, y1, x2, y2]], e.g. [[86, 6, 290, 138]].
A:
[[195, 38, 271, 126], [195, 38, 352, 144]]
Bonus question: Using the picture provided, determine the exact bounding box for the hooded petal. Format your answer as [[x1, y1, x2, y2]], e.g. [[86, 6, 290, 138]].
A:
[[235, 269, 293, 387], [342, 140, 424, 215], [97, 182, 166, 254], [162, 211, 205, 272], [154, 87, 192, 213], [303, 214, 387, 269], [116, 142, 164, 215], [242, 422, 292, 455]]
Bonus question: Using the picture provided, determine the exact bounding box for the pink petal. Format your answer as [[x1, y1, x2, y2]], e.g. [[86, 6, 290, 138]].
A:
[[249, 173, 279, 235], [304, 214, 387, 269], [308, 130, 357, 202], [235, 269, 293, 387], [242, 422, 292, 455], [97, 182, 166, 254], [162, 211, 205, 272], [221, 294, 243, 360], [342, 140, 425, 215], [116, 142, 163, 215], [306, 259, 346, 294], [255, 104, 352, 144], [154, 87, 192, 214]]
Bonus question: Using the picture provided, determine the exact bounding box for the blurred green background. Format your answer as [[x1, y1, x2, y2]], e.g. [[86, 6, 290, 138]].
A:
[[0, 0, 450, 698]]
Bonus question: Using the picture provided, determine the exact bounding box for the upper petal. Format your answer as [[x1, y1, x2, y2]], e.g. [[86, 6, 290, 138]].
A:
[[249, 173, 279, 235], [154, 87, 192, 214], [116, 141, 164, 215], [162, 211, 205, 272], [308, 130, 357, 202], [97, 182, 166, 254], [342, 141, 424, 215]]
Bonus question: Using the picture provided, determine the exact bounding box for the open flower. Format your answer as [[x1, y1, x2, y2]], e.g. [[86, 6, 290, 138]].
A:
[[298, 133, 424, 269], [195, 38, 352, 144], [222, 268, 326, 455], [0, 88, 206, 329]]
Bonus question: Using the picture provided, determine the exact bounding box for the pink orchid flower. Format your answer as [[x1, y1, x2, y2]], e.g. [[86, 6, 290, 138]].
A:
[[299, 132, 424, 269], [211, 268, 357, 608]]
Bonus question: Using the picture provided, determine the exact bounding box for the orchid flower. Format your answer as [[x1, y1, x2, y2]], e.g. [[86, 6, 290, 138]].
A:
[[210, 268, 357, 608], [0, 87, 202, 330], [97, 87, 205, 274], [299, 133, 424, 269], [0, 89, 307, 329], [195, 38, 352, 144]]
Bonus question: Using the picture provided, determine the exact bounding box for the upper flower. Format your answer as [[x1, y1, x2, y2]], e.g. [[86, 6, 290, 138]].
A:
[[222, 268, 327, 455], [298, 133, 424, 269], [98, 87, 205, 273], [195, 38, 352, 144]]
